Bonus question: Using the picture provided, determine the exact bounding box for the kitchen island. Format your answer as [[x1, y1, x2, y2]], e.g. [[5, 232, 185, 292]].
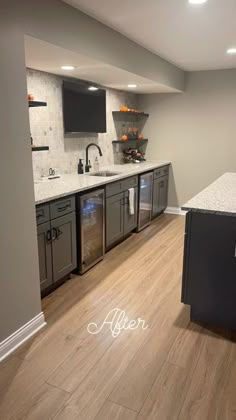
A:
[[181, 173, 236, 330]]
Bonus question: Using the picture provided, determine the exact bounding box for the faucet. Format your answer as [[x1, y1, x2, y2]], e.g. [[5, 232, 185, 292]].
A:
[[85, 143, 103, 172]]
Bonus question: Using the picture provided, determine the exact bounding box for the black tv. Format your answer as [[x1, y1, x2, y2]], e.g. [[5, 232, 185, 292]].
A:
[[63, 80, 106, 133]]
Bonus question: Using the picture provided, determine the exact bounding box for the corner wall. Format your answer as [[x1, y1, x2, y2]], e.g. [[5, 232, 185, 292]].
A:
[[140, 70, 236, 207], [0, 23, 42, 344]]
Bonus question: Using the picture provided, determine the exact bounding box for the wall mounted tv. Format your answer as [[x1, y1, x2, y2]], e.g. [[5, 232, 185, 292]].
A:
[[63, 80, 106, 134]]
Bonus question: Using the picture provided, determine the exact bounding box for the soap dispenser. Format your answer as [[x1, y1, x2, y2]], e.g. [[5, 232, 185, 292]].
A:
[[78, 159, 84, 174], [94, 157, 100, 172]]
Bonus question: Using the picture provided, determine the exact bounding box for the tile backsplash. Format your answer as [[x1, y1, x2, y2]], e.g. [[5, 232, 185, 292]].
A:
[[27, 69, 138, 178]]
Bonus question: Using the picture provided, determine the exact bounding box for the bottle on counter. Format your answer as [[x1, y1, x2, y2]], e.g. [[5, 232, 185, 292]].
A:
[[94, 156, 100, 172], [78, 158, 84, 174]]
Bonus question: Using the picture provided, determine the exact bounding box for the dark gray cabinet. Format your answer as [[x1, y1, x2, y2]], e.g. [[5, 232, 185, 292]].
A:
[[106, 192, 124, 248], [152, 166, 169, 218], [37, 221, 53, 291], [36, 196, 77, 293], [182, 211, 236, 329], [124, 189, 138, 235], [51, 212, 77, 283], [106, 176, 138, 249]]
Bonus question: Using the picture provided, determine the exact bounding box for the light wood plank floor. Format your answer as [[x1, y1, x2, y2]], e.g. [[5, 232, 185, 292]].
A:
[[1, 214, 236, 420]]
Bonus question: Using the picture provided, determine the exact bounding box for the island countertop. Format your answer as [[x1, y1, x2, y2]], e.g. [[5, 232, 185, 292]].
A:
[[34, 161, 171, 205], [182, 172, 236, 216]]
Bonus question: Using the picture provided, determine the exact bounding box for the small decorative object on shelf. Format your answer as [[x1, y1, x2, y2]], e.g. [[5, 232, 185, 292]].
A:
[[123, 147, 146, 164], [121, 134, 128, 142]]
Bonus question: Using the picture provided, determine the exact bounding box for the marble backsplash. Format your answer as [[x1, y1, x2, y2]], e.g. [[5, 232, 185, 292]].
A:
[[27, 69, 139, 178]]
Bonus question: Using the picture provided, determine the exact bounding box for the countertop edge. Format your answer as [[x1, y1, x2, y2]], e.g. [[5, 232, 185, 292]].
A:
[[181, 206, 236, 217], [35, 161, 171, 205]]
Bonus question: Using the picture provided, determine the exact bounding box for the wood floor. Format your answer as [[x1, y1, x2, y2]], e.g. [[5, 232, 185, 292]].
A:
[[1, 214, 236, 420]]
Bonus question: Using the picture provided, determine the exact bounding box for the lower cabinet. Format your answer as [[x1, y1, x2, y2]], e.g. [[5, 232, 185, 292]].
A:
[[51, 213, 77, 283], [106, 187, 138, 249], [152, 175, 169, 217], [36, 196, 77, 293]]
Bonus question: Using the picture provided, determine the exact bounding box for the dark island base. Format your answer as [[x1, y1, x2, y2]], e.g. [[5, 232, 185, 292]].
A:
[[182, 211, 236, 331]]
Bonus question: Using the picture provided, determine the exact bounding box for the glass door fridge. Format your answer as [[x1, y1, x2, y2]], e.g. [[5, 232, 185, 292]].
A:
[[78, 189, 105, 274], [138, 172, 154, 231]]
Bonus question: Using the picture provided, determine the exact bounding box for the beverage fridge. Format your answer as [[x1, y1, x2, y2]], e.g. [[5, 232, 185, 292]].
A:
[[77, 189, 105, 274], [137, 172, 154, 231]]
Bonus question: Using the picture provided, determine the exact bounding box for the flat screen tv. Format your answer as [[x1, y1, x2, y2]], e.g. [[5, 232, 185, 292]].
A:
[[63, 80, 106, 133]]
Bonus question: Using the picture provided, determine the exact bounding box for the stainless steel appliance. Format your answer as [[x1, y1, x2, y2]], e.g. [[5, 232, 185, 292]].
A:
[[77, 189, 105, 273], [137, 172, 153, 231]]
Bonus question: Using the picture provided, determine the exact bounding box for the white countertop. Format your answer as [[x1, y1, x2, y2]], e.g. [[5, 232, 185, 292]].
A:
[[182, 173, 236, 216], [34, 161, 171, 205]]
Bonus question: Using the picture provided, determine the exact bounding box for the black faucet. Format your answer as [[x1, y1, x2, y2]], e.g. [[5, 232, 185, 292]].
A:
[[85, 143, 103, 172]]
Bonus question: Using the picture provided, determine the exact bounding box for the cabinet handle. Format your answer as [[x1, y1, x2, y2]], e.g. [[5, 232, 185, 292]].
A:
[[234, 245, 236, 258], [51, 227, 57, 241], [160, 181, 164, 188], [57, 204, 70, 212], [37, 212, 44, 219], [56, 228, 63, 238], [46, 229, 52, 243]]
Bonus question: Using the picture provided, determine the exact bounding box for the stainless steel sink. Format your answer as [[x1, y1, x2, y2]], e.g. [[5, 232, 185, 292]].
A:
[[89, 171, 120, 177]]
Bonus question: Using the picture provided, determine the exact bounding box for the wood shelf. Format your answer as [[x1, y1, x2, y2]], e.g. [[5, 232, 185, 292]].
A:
[[32, 146, 49, 152], [112, 138, 148, 145], [112, 111, 149, 120], [28, 101, 47, 108]]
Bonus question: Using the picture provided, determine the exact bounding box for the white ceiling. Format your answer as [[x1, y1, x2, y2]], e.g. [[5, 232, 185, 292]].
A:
[[63, 0, 236, 71], [24, 36, 178, 93]]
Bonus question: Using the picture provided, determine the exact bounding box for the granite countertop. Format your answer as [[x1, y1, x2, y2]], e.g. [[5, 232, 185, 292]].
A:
[[34, 161, 171, 205], [182, 173, 236, 216]]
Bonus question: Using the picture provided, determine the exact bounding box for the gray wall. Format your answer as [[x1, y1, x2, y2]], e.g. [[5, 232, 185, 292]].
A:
[[0, 23, 42, 342], [7, 0, 184, 92], [140, 69, 236, 207]]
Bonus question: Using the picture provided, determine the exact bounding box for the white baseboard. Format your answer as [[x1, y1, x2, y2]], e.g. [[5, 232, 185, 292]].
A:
[[0, 312, 46, 363], [165, 206, 187, 216]]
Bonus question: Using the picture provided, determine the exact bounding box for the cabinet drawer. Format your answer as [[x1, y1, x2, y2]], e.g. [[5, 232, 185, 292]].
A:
[[36, 204, 50, 225], [50, 195, 75, 220], [153, 165, 169, 179], [106, 181, 123, 198], [123, 176, 138, 191]]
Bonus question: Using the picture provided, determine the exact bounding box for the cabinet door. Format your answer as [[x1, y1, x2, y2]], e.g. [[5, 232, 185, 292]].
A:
[[37, 222, 53, 292], [51, 212, 77, 283], [124, 187, 138, 235], [159, 175, 168, 212], [152, 175, 169, 217], [106, 192, 124, 249]]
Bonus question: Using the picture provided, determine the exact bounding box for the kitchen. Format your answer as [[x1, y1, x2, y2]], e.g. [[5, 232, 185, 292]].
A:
[[1, 1, 236, 419]]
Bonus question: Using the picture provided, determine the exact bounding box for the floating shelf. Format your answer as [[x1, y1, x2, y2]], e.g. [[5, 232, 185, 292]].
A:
[[112, 138, 148, 145], [28, 101, 47, 108], [112, 111, 149, 120], [32, 146, 49, 152], [112, 111, 149, 121]]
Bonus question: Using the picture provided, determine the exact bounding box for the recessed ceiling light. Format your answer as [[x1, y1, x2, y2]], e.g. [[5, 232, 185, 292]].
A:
[[128, 84, 137, 88], [61, 65, 75, 70], [227, 48, 236, 55], [88, 86, 99, 91], [188, 0, 208, 4]]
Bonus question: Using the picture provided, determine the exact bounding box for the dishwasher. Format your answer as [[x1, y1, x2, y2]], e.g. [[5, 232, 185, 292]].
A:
[[137, 171, 154, 231], [77, 189, 105, 274]]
